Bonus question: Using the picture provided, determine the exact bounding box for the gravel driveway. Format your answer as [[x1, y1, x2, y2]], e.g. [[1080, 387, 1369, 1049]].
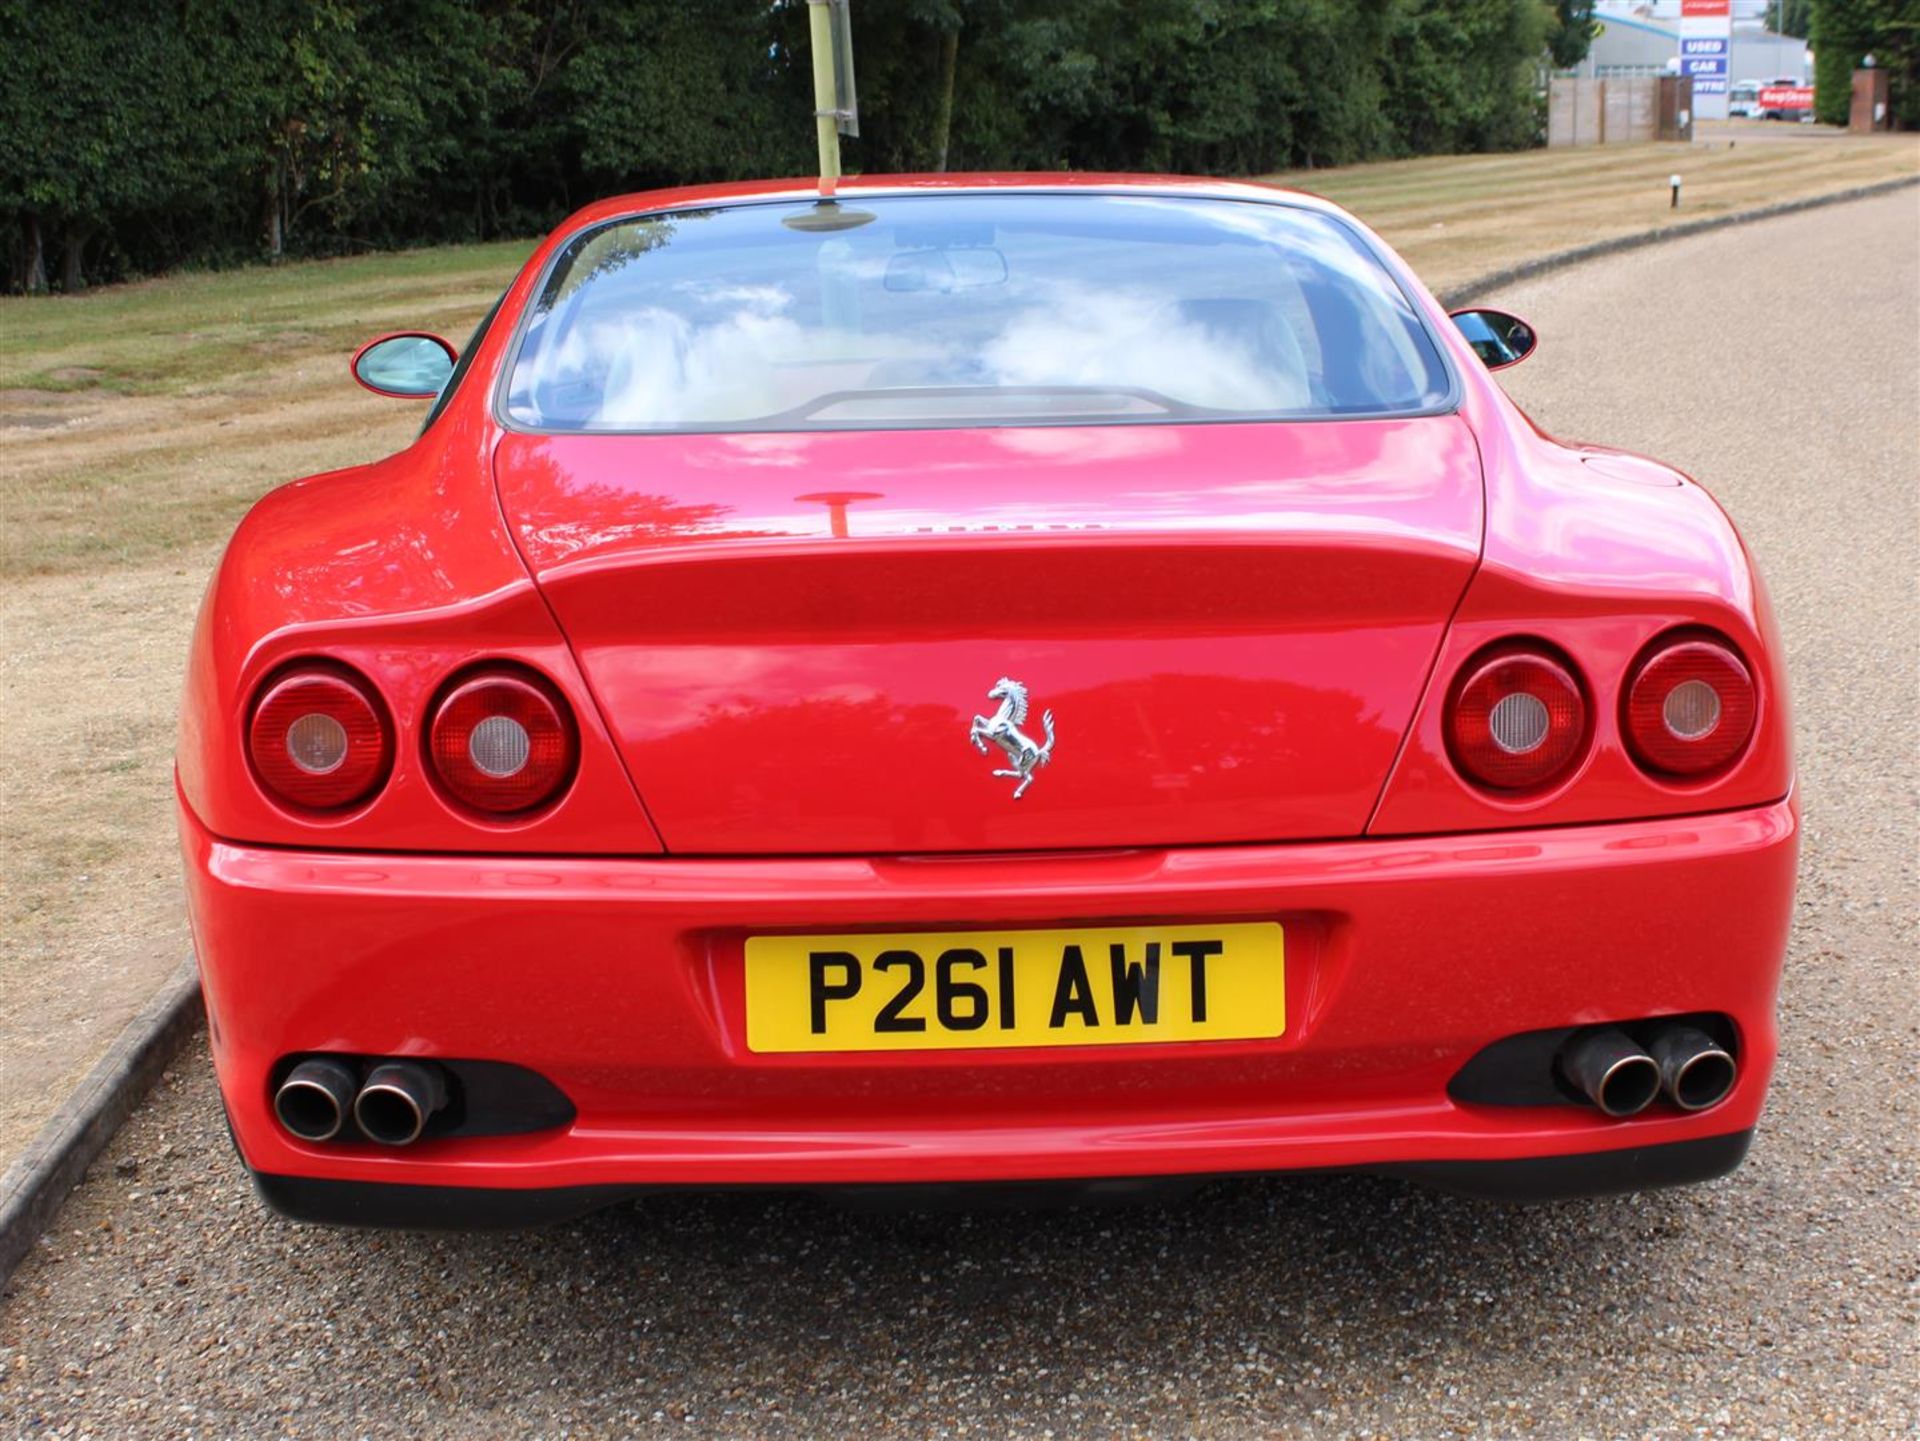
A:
[[3, 191, 1915, 1441]]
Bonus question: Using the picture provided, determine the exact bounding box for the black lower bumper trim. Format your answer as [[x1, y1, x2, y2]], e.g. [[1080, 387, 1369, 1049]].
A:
[[253, 1172, 634, 1230], [1375, 1129, 1753, 1202], [251, 1131, 1754, 1229]]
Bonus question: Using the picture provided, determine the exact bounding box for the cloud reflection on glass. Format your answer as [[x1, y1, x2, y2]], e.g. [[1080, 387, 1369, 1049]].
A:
[[502, 193, 1451, 432]]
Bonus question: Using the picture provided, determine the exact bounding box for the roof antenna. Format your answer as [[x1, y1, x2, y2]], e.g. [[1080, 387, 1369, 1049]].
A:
[[787, 0, 874, 233]]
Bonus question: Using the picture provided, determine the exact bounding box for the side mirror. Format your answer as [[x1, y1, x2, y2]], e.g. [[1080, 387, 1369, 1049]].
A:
[[1448, 309, 1537, 371], [351, 332, 457, 399]]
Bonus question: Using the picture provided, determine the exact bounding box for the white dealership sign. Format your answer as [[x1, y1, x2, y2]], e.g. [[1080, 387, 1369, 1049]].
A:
[[1679, 0, 1731, 120]]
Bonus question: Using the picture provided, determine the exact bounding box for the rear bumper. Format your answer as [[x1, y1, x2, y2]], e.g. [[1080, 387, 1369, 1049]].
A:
[[181, 791, 1797, 1220]]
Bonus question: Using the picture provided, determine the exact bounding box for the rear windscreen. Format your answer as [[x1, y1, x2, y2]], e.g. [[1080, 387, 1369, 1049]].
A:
[[502, 193, 1453, 432]]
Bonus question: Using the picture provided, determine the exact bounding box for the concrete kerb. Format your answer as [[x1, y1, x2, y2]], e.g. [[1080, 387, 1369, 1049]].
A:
[[1438, 175, 1920, 307], [0, 959, 202, 1288]]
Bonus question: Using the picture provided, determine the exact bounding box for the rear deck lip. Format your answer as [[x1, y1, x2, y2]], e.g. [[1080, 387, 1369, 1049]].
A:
[[186, 782, 1792, 865]]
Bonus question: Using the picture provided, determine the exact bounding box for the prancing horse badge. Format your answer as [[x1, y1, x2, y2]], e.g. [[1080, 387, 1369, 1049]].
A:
[[967, 677, 1056, 800]]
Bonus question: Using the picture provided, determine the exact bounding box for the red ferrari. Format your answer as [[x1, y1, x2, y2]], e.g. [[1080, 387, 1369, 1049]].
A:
[[177, 176, 1796, 1227]]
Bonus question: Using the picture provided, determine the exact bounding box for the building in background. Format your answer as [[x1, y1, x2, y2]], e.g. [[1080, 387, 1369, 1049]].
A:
[[1585, 2, 1811, 117]]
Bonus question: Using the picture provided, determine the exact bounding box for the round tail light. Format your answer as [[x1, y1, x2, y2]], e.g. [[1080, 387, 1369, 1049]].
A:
[[1446, 646, 1588, 791], [248, 666, 392, 811], [428, 668, 577, 814], [1624, 635, 1756, 776]]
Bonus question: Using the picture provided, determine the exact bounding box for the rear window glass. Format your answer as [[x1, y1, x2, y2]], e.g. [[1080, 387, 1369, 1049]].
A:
[[503, 193, 1452, 432]]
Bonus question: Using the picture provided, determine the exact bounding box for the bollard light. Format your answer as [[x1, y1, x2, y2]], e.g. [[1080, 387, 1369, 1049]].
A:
[[1670, 174, 1682, 209]]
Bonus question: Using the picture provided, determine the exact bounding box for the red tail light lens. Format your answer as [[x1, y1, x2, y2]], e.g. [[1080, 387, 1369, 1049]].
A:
[[1447, 646, 1588, 791], [428, 669, 577, 814], [1624, 635, 1756, 776], [248, 667, 392, 811]]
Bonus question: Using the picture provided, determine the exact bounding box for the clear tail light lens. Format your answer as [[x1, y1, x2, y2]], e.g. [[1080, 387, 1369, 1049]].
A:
[[1447, 646, 1588, 791], [428, 669, 577, 814], [248, 667, 392, 811], [1624, 635, 1756, 776]]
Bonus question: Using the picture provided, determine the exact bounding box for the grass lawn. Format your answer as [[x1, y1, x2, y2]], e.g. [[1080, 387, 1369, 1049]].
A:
[[0, 125, 1913, 1158], [0, 240, 533, 398], [1275, 123, 1920, 289], [3, 126, 1915, 580]]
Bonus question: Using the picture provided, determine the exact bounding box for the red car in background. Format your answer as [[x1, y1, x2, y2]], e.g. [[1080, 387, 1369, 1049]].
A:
[[177, 175, 1796, 1228], [1758, 81, 1816, 121]]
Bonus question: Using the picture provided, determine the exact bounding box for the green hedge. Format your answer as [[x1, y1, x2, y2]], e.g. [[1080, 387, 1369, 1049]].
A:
[[2, 0, 1551, 292], [1810, 0, 1920, 129]]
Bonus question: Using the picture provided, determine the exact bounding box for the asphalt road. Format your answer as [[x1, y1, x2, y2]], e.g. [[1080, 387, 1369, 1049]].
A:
[[3, 191, 1916, 1441]]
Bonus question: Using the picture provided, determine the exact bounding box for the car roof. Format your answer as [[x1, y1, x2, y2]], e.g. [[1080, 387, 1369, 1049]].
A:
[[550, 173, 1348, 236]]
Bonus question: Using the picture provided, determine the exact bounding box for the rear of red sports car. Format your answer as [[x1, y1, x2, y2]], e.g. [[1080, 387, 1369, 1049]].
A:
[[176, 178, 1796, 1226]]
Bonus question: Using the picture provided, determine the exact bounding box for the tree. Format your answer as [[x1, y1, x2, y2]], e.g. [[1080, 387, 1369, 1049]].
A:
[[1546, 1, 1599, 70], [1811, 0, 1919, 128], [0, 1, 251, 291], [831, 0, 994, 175], [208, 0, 505, 258], [3, 0, 1572, 291], [1773, 0, 1815, 38], [1854, 0, 1920, 127], [1381, 0, 1548, 156], [561, 1, 810, 191]]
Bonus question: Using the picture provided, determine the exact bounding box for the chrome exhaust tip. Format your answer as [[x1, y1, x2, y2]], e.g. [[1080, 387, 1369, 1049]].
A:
[[1559, 1027, 1661, 1118], [1649, 1025, 1737, 1111], [274, 1058, 359, 1142], [353, 1061, 449, 1146]]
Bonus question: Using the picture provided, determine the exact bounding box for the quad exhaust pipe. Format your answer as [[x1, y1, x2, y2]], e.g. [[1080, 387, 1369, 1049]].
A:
[[274, 1057, 448, 1145], [1648, 1025, 1738, 1112], [1558, 1027, 1662, 1117], [1557, 1023, 1737, 1118], [353, 1061, 449, 1146], [273, 1058, 360, 1141]]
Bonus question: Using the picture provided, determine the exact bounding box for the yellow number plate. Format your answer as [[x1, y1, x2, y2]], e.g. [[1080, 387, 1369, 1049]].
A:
[[744, 923, 1284, 1053]]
